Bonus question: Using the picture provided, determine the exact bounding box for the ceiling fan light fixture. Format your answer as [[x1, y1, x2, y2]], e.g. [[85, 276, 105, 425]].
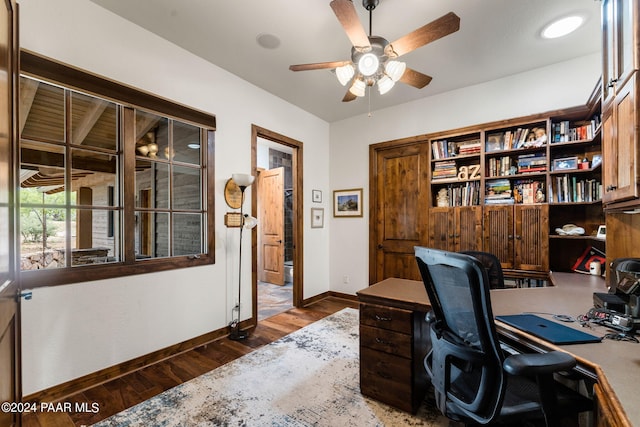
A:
[[385, 60, 406, 82], [377, 75, 395, 95], [349, 78, 366, 97], [336, 63, 355, 86], [358, 52, 379, 76]]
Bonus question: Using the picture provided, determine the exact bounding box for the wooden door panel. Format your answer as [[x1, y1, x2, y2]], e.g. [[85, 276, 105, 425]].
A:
[[428, 208, 451, 250], [456, 206, 483, 252], [515, 205, 549, 271], [483, 206, 514, 269], [372, 143, 429, 283], [258, 167, 285, 285]]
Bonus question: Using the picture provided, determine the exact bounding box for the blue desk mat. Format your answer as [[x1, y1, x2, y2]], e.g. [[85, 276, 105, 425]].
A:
[[496, 314, 601, 345]]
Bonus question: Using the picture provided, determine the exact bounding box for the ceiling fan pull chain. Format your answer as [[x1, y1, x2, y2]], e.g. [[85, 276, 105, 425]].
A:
[[368, 86, 372, 117]]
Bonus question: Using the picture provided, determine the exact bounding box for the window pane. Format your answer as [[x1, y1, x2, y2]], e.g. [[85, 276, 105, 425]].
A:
[[20, 77, 65, 142], [71, 149, 118, 207], [135, 160, 169, 209], [71, 209, 119, 266], [20, 208, 66, 270], [173, 121, 201, 165], [173, 213, 202, 256], [135, 110, 168, 160], [71, 91, 118, 150], [172, 165, 201, 210], [135, 211, 169, 259], [20, 142, 67, 205]]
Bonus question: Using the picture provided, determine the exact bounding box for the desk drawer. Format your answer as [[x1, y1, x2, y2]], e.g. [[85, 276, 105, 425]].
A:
[[360, 303, 412, 334], [360, 347, 413, 412], [360, 324, 412, 358]]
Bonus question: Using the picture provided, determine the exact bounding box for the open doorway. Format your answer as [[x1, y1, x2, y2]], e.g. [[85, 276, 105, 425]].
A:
[[251, 125, 303, 322]]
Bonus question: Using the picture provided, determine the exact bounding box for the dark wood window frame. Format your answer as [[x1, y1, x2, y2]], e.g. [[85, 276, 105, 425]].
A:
[[19, 50, 216, 289]]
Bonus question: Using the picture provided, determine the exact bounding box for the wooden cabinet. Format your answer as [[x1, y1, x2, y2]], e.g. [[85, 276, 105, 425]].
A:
[[483, 204, 548, 274], [602, 0, 638, 109], [359, 302, 430, 414], [429, 206, 482, 252], [602, 76, 640, 205]]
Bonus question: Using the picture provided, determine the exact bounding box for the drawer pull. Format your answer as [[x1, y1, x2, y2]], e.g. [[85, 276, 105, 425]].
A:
[[375, 337, 389, 345], [375, 315, 392, 322]]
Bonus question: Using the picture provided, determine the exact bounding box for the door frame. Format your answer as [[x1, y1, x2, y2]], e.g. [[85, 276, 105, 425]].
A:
[[250, 124, 303, 324]]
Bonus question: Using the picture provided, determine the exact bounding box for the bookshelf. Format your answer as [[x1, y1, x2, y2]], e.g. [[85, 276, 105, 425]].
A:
[[427, 96, 604, 275]]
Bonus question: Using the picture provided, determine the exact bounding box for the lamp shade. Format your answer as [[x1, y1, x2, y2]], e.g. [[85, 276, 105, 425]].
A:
[[243, 215, 258, 229], [336, 63, 355, 86], [232, 173, 255, 188], [385, 60, 406, 82], [349, 78, 366, 97], [358, 53, 379, 76], [377, 75, 395, 95]]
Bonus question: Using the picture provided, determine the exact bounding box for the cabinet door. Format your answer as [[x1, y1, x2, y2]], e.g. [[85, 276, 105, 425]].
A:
[[603, 76, 639, 204], [514, 204, 549, 271], [428, 207, 454, 250], [483, 205, 514, 270], [602, 0, 617, 105], [456, 206, 483, 252]]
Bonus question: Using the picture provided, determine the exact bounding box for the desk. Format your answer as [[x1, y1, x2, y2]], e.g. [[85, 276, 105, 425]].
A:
[[358, 274, 638, 426]]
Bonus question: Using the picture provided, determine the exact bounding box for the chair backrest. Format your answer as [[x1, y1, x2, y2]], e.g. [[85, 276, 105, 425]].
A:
[[460, 250, 505, 289], [415, 246, 505, 424]]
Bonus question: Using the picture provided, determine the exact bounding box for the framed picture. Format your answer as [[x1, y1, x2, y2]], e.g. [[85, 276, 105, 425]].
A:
[[333, 188, 363, 217], [592, 154, 602, 168], [596, 225, 606, 240], [312, 189, 322, 203], [553, 156, 578, 171], [311, 208, 324, 228]]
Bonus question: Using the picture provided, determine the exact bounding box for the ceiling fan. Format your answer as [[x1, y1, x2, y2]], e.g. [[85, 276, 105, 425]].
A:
[[289, 0, 460, 102]]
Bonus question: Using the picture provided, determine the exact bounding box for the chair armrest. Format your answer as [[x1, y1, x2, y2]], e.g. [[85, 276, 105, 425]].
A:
[[503, 350, 576, 376]]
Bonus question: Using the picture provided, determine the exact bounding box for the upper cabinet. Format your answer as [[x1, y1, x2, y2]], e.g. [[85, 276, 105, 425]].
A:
[[601, 0, 640, 207], [602, 0, 638, 108]]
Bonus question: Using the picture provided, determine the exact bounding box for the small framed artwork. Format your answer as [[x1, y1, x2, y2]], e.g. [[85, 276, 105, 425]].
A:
[[333, 188, 363, 217], [592, 154, 602, 168], [596, 225, 606, 240], [311, 208, 324, 228], [553, 156, 578, 171], [312, 189, 322, 203]]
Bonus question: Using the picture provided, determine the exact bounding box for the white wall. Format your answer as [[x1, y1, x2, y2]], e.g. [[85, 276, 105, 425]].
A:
[[19, 0, 331, 395], [328, 53, 601, 295]]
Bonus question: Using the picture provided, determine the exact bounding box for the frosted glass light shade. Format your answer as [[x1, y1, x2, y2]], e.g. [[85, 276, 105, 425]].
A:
[[232, 173, 255, 188], [336, 63, 355, 86], [541, 15, 583, 39], [385, 60, 406, 82], [358, 53, 379, 76], [377, 75, 395, 95], [349, 78, 366, 97]]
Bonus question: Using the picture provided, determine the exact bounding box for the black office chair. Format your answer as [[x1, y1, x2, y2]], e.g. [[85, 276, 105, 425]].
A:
[[459, 250, 505, 289], [414, 247, 592, 426]]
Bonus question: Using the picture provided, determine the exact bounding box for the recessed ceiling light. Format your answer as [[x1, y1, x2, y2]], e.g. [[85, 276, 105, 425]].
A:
[[541, 15, 584, 39], [256, 33, 281, 49]]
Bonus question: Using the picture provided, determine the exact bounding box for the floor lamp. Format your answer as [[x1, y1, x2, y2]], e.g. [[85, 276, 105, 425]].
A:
[[229, 173, 255, 340]]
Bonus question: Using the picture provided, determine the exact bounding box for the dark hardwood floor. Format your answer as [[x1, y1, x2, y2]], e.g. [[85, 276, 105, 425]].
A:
[[22, 297, 358, 427]]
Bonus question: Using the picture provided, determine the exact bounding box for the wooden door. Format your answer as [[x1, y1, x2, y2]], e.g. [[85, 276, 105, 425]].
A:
[[0, 1, 18, 426], [483, 205, 514, 270], [603, 76, 639, 203], [456, 206, 483, 252], [257, 167, 285, 285], [514, 204, 549, 271], [428, 207, 453, 250], [371, 143, 430, 283]]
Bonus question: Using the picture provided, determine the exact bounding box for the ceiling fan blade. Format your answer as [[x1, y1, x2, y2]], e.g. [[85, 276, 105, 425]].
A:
[[386, 12, 460, 58], [342, 89, 357, 102], [330, 0, 371, 50], [289, 61, 351, 72], [400, 68, 433, 89]]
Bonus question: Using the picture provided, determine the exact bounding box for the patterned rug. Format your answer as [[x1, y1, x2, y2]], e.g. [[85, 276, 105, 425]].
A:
[[93, 308, 447, 426]]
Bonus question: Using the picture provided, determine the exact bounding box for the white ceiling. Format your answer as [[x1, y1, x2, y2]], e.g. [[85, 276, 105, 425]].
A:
[[90, 0, 602, 123]]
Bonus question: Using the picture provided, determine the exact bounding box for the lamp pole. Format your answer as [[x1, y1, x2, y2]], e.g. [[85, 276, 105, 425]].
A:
[[229, 174, 254, 340]]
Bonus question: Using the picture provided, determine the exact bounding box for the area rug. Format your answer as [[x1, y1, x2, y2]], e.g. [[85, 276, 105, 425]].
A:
[[93, 308, 447, 426]]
